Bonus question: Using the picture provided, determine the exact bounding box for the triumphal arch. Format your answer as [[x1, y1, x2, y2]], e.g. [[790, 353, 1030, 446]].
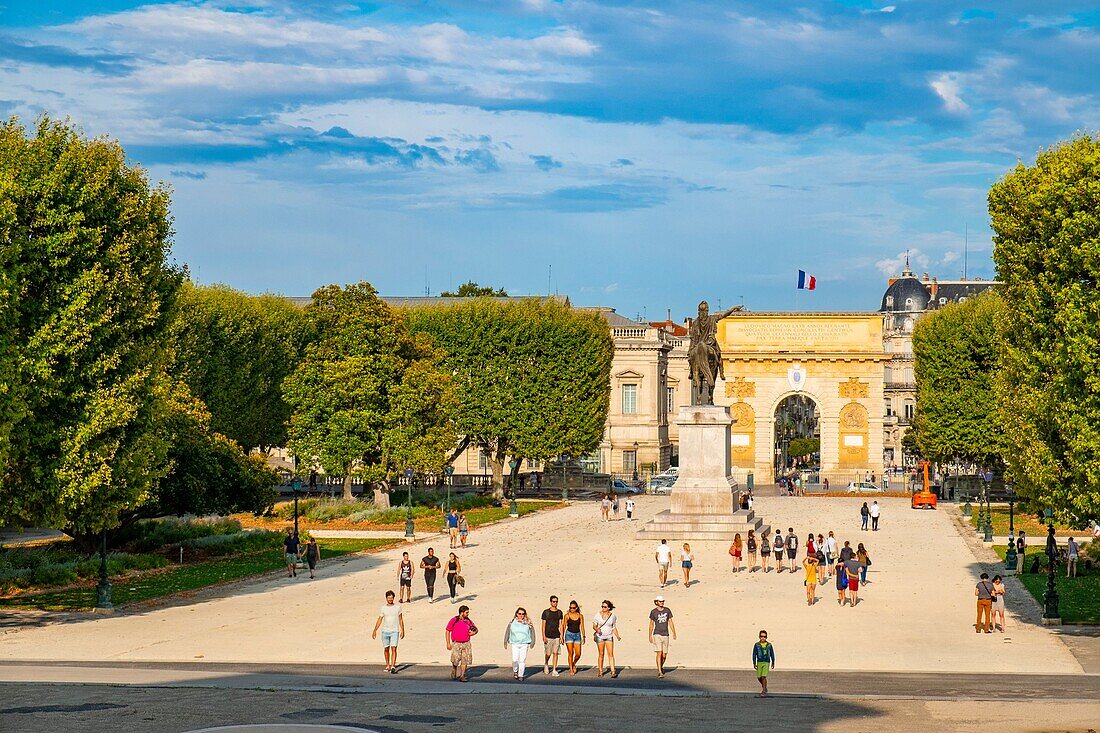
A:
[[714, 313, 888, 485]]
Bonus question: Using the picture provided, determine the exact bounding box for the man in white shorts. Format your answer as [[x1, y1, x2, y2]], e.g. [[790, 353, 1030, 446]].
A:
[[655, 539, 672, 586], [371, 590, 405, 673]]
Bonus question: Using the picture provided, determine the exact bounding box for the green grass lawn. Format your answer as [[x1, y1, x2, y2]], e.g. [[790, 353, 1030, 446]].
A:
[[991, 545, 1100, 624], [0, 537, 397, 612], [968, 506, 1081, 537]]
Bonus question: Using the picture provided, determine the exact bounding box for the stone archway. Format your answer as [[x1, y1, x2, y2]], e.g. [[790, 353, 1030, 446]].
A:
[[773, 393, 820, 481]]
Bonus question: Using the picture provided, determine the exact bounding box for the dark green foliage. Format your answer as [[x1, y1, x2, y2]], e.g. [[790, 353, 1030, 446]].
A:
[[404, 299, 613, 494], [440, 281, 508, 297], [990, 135, 1100, 523], [912, 292, 1005, 465]]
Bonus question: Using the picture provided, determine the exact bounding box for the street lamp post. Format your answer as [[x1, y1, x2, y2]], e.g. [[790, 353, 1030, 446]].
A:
[[1042, 510, 1061, 625], [561, 454, 569, 502], [632, 441, 639, 483], [981, 473, 993, 543], [444, 465, 454, 513], [94, 530, 113, 612], [404, 468, 415, 539], [508, 459, 519, 517], [1006, 485, 1015, 537], [291, 476, 303, 538]]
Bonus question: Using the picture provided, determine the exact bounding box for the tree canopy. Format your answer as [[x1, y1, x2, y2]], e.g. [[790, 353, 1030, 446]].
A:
[[171, 282, 310, 451], [0, 116, 182, 535], [283, 282, 456, 501], [912, 292, 1005, 466], [405, 299, 613, 494], [990, 134, 1100, 523], [440, 281, 508, 297]]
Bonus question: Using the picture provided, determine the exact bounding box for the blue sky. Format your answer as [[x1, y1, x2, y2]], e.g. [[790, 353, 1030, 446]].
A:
[[2, 1, 1097, 319]]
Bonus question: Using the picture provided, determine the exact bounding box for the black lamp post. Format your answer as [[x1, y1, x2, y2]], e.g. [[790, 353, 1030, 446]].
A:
[[1006, 484, 1015, 537], [444, 465, 454, 512], [981, 471, 993, 543], [632, 441, 639, 483], [561, 454, 569, 502], [1042, 509, 1061, 624], [508, 458, 519, 517], [404, 468, 415, 539], [291, 476, 303, 538], [94, 530, 113, 612]]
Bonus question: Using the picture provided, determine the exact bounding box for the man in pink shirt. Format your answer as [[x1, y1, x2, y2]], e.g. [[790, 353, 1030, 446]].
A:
[[446, 604, 478, 682]]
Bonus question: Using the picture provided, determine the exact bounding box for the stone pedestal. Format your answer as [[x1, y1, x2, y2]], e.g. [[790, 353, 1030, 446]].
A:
[[636, 405, 771, 541]]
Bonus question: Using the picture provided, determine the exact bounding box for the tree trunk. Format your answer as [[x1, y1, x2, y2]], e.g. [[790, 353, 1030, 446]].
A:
[[342, 474, 353, 501], [373, 481, 390, 509], [490, 459, 504, 500]]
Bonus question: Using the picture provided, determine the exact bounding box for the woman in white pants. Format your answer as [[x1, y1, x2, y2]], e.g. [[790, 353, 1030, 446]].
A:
[[504, 607, 536, 680]]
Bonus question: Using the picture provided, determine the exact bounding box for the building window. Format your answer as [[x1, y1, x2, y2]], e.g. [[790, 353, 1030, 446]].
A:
[[885, 399, 894, 417], [622, 384, 638, 414], [885, 295, 894, 308], [623, 450, 637, 473], [478, 449, 490, 471], [903, 401, 915, 421], [527, 459, 541, 471], [666, 386, 675, 414]]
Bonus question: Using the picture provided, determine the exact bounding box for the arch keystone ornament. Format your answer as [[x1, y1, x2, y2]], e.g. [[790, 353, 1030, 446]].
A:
[[838, 377, 869, 399], [787, 363, 807, 391]]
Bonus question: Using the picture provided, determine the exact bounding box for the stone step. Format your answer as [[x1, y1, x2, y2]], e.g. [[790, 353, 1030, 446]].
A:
[[634, 509, 771, 541], [634, 526, 773, 542]]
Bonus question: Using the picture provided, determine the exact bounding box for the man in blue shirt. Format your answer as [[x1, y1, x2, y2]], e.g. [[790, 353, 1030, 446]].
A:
[[752, 629, 776, 696], [446, 509, 460, 548]]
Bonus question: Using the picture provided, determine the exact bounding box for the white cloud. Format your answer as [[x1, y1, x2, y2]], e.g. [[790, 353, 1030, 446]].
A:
[[930, 73, 969, 114]]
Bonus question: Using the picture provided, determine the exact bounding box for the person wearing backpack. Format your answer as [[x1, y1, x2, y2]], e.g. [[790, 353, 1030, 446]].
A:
[[773, 529, 785, 572], [785, 527, 799, 572], [752, 630, 776, 697], [974, 573, 994, 633]]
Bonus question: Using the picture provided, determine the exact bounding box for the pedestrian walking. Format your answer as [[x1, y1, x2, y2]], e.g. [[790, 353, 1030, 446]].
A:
[[860, 502, 870, 531], [835, 558, 848, 605], [655, 539, 672, 586], [839, 540, 854, 562], [1016, 531, 1026, 573], [752, 630, 775, 697], [398, 551, 414, 602], [371, 590, 405, 673], [870, 501, 881, 531], [760, 532, 771, 572], [612, 495, 621, 520], [541, 596, 564, 676], [283, 529, 300, 578], [458, 513, 469, 547], [975, 572, 994, 633], [504, 607, 536, 680], [747, 530, 758, 572], [303, 536, 320, 579], [593, 600, 621, 678], [1067, 537, 1079, 578], [805, 533, 816, 559], [601, 495, 611, 521], [824, 531, 838, 577], [648, 596, 676, 678], [445, 552, 463, 603], [563, 600, 585, 675], [729, 533, 742, 573], [992, 575, 1007, 633], [625, 497, 635, 520], [773, 529, 785, 572], [445, 605, 478, 682], [446, 509, 460, 548], [815, 534, 826, 584], [843, 553, 863, 607], [823, 477, 829, 492], [420, 547, 441, 602], [681, 543, 695, 587], [803, 554, 819, 605], [856, 543, 871, 585], [785, 528, 799, 572]]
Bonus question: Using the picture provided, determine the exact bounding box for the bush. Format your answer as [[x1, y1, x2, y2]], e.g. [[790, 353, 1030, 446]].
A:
[[0, 549, 170, 593], [123, 517, 243, 552], [182, 530, 283, 556], [1084, 540, 1100, 562]]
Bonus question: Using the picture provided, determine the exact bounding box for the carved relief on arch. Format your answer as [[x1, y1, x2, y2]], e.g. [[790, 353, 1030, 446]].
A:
[[840, 402, 868, 430], [728, 401, 755, 467]]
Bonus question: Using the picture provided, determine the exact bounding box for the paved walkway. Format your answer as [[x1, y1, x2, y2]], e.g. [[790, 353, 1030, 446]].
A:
[[0, 496, 1086, 674]]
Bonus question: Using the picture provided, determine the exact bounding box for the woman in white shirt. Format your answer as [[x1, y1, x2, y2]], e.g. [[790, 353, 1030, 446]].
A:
[[681, 543, 695, 588], [592, 599, 622, 678]]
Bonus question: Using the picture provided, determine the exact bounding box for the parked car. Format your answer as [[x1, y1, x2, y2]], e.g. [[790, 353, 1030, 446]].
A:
[[650, 479, 675, 495], [846, 481, 886, 494], [610, 478, 644, 494]]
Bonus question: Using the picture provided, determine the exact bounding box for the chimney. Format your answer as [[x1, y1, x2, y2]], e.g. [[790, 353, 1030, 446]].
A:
[[667, 308, 671, 322], [922, 272, 930, 282]]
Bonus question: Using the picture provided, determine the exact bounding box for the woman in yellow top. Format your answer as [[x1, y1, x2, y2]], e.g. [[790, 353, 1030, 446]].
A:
[[802, 555, 820, 606]]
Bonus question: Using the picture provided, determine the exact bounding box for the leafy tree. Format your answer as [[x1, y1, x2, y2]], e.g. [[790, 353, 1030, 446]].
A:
[[0, 116, 183, 537], [912, 292, 1005, 467], [990, 135, 1100, 523], [283, 282, 455, 503], [440, 281, 508, 297], [405, 299, 613, 496], [171, 282, 310, 451], [788, 437, 820, 460]]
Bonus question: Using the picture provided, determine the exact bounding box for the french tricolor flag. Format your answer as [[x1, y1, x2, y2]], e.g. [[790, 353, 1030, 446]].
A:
[[797, 270, 817, 291]]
